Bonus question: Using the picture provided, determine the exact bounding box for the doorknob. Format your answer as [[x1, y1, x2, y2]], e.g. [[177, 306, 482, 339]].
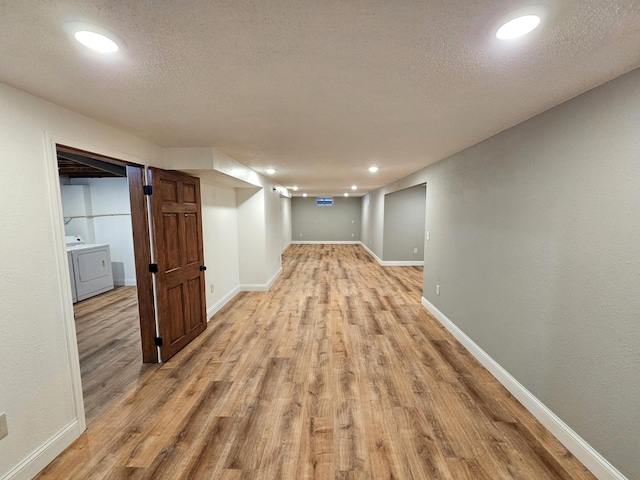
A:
[[200, 265, 207, 271]]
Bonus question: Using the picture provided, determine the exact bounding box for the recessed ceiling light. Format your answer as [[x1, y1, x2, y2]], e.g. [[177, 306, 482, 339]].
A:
[[344, 193, 349, 197], [292, 186, 299, 191], [266, 168, 276, 175], [64, 22, 123, 54], [303, 193, 308, 197], [74, 30, 119, 53], [368, 166, 378, 173], [351, 185, 357, 190], [496, 14, 541, 40]]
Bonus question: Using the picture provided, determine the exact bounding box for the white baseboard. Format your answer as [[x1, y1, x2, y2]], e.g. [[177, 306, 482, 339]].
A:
[[380, 260, 424, 266], [359, 242, 424, 266], [420, 297, 628, 480], [240, 267, 282, 292], [1, 421, 81, 480], [114, 279, 136, 287], [360, 242, 383, 264], [282, 242, 292, 252], [206, 286, 241, 320], [291, 241, 360, 244]]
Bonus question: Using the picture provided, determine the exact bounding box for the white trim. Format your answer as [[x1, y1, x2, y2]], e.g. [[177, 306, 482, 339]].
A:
[[360, 242, 384, 264], [207, 286, 240, 320], [421, 297, 629, 480], [0, 421, 81, 480], [282, 242, 292, 253], [266, 267, 282, 289], [379, 260, 423, 267], [359, 242, 424, 266], [114, 278, 137, 287], [44, 133, 87, 432], [240, 267, 282, 292], [292, 240, 360, 244]]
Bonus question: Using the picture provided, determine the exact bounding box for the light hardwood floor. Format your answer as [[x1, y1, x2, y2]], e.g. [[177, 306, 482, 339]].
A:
[[37, 244, 595, 479], [73, 286, 150, 424]]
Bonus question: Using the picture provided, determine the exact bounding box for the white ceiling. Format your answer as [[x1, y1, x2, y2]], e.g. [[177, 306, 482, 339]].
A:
[[1, 1, 639, 197]]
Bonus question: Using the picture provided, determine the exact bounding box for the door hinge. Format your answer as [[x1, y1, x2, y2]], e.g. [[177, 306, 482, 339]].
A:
[[149, 263, 158, 273], [154, 337, 163, 347], [143, 185, 153, 195]]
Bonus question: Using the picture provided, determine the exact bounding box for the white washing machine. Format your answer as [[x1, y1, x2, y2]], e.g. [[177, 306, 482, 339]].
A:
[[65, 236, 114, 303]]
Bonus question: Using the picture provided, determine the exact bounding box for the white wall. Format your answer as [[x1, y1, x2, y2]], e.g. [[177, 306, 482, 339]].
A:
[[201, 182, 240, 317], [69, 178, 136, 286], [280, 196, 292, 251], [0, 83, 164, 480], [264, 187, 283, 283], [236, 188, 266, 289], [235, 185, 285, 291], [60, 184, 95, 243], [0, 81, 290, 480], [164, 148, 286, 292]]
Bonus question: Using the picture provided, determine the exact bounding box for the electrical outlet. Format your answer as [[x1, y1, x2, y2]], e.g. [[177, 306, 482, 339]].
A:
[[210, 284, 215, 293], [351, 233, 354, 237], [436, 285, 440, 295], [426, 231, 430, 240], [0, 413, 8, 440], [413, 248, 418, 254], [299, 233, 303, 237]]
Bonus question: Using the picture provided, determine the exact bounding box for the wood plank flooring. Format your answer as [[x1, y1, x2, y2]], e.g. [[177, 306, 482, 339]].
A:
[[38, 244, 595, 479], [73, 286, 150, 424]]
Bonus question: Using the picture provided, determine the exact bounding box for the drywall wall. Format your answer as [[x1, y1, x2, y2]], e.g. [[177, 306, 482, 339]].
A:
[[0, 83, 165, 479], [361, 169, 427, 260], [60, 184, 95, 243], [382, 185, 426, 261], [235, 185, 284, 290], [264, 186, 284, 283], [281, 196, 292, 251], [413, 68, 640, 478], [236, 188, 267, 288], [200, 182, 240, 316], [292, 197, 361, 242], [164, 148, 286, 292], [69, 178, 136, 286], [0, 82, 287, 479]]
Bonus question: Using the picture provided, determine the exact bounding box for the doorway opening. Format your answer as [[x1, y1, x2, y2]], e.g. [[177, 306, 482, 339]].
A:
[[57, 145, 154, 424]]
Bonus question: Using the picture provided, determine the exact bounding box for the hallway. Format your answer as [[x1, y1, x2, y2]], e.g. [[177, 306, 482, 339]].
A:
[[36, 244, 593, 479]]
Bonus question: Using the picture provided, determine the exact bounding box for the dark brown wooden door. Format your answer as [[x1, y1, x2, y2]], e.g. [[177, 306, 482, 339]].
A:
[[148, 167, 207, 361]]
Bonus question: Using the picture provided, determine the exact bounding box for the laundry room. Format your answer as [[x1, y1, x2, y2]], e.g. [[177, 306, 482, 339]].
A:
[[59, 165, 136, 298]]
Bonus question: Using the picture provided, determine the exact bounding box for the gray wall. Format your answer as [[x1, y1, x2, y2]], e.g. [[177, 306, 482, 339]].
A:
[[419, 68, 640, 478], [383, 184, 426, 261], [361, 171, 426, 259], [292, 197, 361, 241]]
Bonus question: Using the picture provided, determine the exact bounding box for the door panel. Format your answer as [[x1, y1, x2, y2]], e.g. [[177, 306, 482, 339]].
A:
[[185, 214, 199, 264], [167, 284, 186, 342], [149, 167, 207, 361], [161, 179, 179, 203], [183, 183, 197, 204], [163, 213, 181, 271], [187, 277, 203, 330]]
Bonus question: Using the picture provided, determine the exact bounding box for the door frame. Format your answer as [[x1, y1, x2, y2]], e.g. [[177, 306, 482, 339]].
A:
[[44, 134, 160, 431]]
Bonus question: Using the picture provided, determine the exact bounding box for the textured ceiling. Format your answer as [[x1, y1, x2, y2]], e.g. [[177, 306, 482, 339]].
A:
[[1, 1, 639, 196]]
